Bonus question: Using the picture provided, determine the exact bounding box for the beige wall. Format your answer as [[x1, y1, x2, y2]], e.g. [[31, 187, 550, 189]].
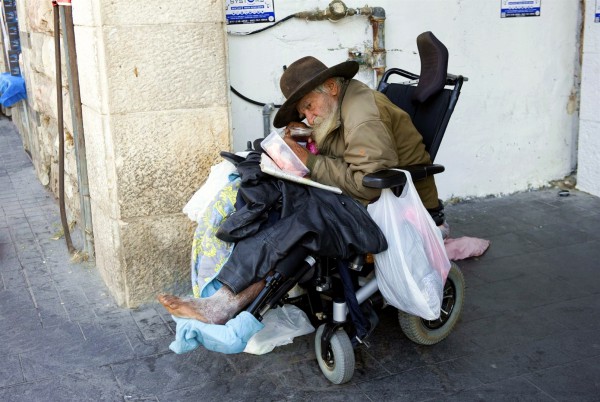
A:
[[13, 0, 231, 307]]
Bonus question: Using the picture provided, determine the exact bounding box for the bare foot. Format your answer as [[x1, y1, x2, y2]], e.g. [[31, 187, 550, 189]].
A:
[[157, 294, 209, 322], [158, 281, 266, 325]]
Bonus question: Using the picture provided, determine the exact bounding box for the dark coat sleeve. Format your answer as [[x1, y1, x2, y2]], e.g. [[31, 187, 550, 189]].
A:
[[215, 153, 387, 292]]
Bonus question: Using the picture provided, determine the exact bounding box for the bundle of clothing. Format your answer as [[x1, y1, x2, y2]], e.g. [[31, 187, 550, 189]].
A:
[[175, 151, 388, 354]]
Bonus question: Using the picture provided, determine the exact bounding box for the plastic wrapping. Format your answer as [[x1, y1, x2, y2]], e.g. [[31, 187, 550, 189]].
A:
[[367, 170, 451, 320], [244, 304, 315, 355], [261, 131, 309, 177], [182, 160, 237, 223]]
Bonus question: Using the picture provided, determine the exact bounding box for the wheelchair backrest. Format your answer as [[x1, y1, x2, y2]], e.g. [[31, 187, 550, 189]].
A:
[[377, 32, 464, 162]]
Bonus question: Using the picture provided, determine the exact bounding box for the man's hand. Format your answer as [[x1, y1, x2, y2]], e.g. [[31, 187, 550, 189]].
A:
[[284, 122, 315, 144], [284, 121, 309, 136], [283, 136, 310, 165]]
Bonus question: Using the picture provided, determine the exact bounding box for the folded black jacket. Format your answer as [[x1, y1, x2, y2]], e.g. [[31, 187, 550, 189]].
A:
[[215, 152, 388, 294]]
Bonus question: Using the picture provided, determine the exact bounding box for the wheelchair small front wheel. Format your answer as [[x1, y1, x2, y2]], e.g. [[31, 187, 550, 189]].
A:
[[314, 324, 355, 384], [398, 262, 465, 345]]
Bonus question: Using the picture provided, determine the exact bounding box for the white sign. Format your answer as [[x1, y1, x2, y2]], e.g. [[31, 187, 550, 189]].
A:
[[595, 0, 600, 23], [226, 0, 275, 25], [501, 0, 541, 18]]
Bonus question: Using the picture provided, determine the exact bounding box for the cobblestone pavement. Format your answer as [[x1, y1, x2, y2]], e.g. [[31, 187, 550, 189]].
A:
[[1, 116, 599, 401]]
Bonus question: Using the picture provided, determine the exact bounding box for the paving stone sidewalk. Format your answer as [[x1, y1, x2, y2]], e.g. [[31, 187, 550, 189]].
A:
[[1, 116, 599, 401]]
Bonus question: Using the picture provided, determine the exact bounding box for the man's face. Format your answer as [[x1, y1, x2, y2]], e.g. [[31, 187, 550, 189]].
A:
[[297, 90, 339, 146], [296, 91, 335, 127]]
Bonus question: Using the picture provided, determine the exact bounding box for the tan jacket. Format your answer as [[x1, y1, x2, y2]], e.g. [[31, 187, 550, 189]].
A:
[[306, 79, 439, 209]]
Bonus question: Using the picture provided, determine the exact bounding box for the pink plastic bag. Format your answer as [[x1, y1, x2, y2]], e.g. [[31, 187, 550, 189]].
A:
[[367, 170, 451, 320]]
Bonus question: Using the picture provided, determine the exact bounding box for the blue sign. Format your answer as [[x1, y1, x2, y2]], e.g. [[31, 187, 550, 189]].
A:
[[501, 0, 541, 18], [226, 0, 276, 25]]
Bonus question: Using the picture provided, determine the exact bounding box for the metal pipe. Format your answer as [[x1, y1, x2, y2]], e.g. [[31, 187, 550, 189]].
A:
[[369, 7, 387, 83], [294, 1, 387, 86], [53, 1, 75, 255], [330, 277, 379, 321], [262, 103, 275, 137], [332, 299, 347, 323], [60, 4, 94, 259], [294, 1, 373, 21], [355, 277, 379, 305]]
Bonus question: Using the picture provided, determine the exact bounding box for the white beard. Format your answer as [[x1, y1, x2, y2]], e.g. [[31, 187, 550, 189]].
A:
[[311, 97, 340, 146]]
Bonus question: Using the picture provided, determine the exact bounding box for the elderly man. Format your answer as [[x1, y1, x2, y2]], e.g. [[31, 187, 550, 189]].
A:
[[277, 56, 439, 210], [158, 56, 440, 324]]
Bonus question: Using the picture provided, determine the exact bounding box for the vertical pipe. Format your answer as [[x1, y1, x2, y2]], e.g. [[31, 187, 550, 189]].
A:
[[60, 5, 95, 259], [369, 7, 386, 86], [53, 1, 75, 254], [262, 103, 274, 137]]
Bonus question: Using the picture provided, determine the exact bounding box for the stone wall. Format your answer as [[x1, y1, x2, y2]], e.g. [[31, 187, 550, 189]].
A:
[[12, 0, 82, 226], [11, 0, 231, 307]]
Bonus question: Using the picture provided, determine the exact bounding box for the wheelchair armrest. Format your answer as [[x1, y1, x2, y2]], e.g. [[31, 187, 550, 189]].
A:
[[362, 164, 445, 189], [363, 169, 407, 189], [402, 164, 445, 181]]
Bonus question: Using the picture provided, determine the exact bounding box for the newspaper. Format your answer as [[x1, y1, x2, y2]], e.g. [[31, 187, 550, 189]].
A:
[[259, 153, 342, 194]]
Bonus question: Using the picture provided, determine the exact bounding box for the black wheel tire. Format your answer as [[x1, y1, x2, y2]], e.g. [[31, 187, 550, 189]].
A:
[[314, 324, 355, 384], [398, 262, 465, 345]]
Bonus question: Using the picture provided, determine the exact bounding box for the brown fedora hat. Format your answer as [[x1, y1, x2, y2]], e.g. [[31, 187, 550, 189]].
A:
[[273, 56, 359, 128]]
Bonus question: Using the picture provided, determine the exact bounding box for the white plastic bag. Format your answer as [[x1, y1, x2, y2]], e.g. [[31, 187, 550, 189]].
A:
[[243, 304, 314, 355], [367, 170, 451, 320], [182, 160, 237, 223]]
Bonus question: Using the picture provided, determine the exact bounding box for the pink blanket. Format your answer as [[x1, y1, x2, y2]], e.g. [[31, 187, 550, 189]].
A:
[[444, 236, 490, 260]]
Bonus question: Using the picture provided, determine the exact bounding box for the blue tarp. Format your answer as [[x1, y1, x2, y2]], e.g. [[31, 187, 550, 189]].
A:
[[0, 73, 26, 107]]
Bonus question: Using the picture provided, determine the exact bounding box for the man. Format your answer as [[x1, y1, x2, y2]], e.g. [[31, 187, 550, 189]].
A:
[[277, 56, 439, 209], [158, 56, 440, 324]]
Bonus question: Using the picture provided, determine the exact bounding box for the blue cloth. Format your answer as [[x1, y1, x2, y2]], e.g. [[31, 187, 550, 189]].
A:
[[0, 73, 26, 107], [169, 312, 264, 354], [169, 277, 263, 354]]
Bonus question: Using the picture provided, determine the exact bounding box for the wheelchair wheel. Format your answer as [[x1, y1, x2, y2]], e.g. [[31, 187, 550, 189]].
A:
[[314, 324, 355, 384], [398, 262, 465, 345]]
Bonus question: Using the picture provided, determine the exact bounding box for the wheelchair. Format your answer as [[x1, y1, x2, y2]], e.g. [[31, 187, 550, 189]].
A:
[[231, 31, 467, 385]]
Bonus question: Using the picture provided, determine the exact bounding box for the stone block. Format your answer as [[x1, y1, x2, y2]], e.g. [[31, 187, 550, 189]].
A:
[[28, 70, 76, 145], [72, 0, 101, 28], [74, 26, 107, 114], [111, 107, 230, 219], [81, 106, 119, 220], [119, 213, 195, 307], [38, 32, 62, 84], [25, 32, 44, 74], [29, 70, 53, 118], [102, 23, 228, 114], [24, 0, 53, 34], [73, 0, 224, 27], [90, 203, 126, 306], [35, 115, 81, 223], [100, 0, 224, 26]]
